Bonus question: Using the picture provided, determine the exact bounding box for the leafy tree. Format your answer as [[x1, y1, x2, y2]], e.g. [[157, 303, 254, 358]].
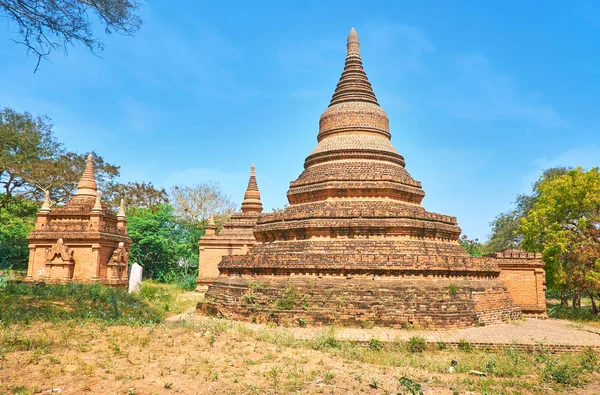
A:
[[0, 0, 143, 71], [103, 181, 169, 211], [170, 182, 236, 226], [485, 167, 570, 254], [0, 195, 38, 270], [0, 108, 119, 208], [459, 235, 484, 257], [126, 204, 203, 280], [520, 167, 600, 314]]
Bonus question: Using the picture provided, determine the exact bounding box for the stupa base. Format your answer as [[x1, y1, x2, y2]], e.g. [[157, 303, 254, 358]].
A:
[[198, 276, 521, 329]]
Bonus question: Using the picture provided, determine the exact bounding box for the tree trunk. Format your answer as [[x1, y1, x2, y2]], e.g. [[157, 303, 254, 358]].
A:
[[561, 291, 569, 307], [573, 293, 581, 309], [588, 290, 598, 315]]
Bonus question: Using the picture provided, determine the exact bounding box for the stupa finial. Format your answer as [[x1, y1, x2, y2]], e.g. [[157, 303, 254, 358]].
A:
[[208, 212, 215, 226], [40, 190, 51, 213], [92, 191, 103, 213], [117, 198, 126, 218], [241, 163, 263, 213], [347, 27, 359, 54], [75, 154, 98, 197]]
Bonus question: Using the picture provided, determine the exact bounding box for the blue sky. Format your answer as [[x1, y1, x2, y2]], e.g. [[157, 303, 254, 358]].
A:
[[1, 1, 599, 240]]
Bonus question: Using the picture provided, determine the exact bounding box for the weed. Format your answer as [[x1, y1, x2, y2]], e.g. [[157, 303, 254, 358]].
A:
[[298, 317, 307, 327], [579, 347, 598, 372], [368, 376, 381, 389], [448, 283, 459, 296], [368, 337, 383, 351], [407, 336, 426, 353], [267, 366, 282, 388], [397, 376, 424, 394], [458, 339, 473, 352], [323, 371, 335, 384], [164, 382, 173, 389]]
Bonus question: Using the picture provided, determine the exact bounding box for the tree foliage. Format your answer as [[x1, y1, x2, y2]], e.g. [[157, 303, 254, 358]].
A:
[[0, 108, 120, 208], [459, 235, 484, 257], [0, 0, 143, 71], [0, 195, 38, 270], [520, 167, 600, 312], [103, 181, 169, 211], [485, 167, 570, 254], [126, 204, 203, 280], [170, 182, 236, 226]]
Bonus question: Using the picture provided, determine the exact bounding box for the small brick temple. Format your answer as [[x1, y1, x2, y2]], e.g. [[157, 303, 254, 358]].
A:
[[26, 154, 131, 287], [199, 29, 546, 328], [197, 164, 263, 289]]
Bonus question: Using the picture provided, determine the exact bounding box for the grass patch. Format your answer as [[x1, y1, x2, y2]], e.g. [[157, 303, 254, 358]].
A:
[[0, 280, 191, 326]]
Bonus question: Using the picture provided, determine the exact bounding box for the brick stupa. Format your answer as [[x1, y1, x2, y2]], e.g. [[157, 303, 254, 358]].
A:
[[26, 155, 131, 287], [200, 29, 546, 328], [197, 164, 263, 289]]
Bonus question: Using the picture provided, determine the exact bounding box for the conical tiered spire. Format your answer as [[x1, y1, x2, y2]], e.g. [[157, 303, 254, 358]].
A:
[[75, 154, 98, 197], [241, 164, 263, 214], [329, 28, 378, 106]]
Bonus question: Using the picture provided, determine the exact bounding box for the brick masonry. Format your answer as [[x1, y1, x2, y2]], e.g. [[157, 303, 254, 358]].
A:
[[26, 155, 131, 287], [199, 28, 546, 328]]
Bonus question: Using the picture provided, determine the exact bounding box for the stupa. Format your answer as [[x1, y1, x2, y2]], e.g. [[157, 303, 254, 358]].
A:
[[197, 164, 263, 288], [200, 29, 545, 328], [26, 154, 131, 287]]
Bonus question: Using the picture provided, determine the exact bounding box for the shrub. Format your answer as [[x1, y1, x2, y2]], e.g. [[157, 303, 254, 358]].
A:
[[273, 285, 298, 310], [458, 339, 473, 352], [407, 336, 426, 353], [542, 358, 582, 386], [368, 338, 383, 351], [579, 347, 598, 372], [312, 329, 340, 350]]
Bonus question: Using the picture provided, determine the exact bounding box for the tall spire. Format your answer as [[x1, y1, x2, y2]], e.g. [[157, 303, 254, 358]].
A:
[[75, 154, 98, 197], [329, 28, 378, 106], [241, 164, 263, 214]]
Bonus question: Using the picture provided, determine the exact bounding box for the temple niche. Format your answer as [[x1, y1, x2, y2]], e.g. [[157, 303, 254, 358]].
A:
[[197, 164, 263, 290], [199, 29, 546, 329], [26, 155, 132, 287]]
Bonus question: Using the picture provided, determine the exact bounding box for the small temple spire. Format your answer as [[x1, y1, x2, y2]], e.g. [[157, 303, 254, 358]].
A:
[[75, 154, 98, 197], [205, 212, 217, 235], [329, 28, 378, 107], [40, 190, 51, 213], [241, 163, 263, 214], [92, 192, 103, 213], [117, 198, 126, 218]]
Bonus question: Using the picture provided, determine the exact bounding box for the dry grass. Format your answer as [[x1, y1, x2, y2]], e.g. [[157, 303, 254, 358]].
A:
[[2, 316, 600, 395]]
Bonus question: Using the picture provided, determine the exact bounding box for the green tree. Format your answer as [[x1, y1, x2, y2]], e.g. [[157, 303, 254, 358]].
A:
[[0, 195, 38, 270], [0, 108, 119, 208], [520, 167, 600, 314], [103, 181, 169, 211], [127, 204, 203, 280], [485, 167, 570, 254], [459, 234, 484, 257], [0, 0, 143, 71]]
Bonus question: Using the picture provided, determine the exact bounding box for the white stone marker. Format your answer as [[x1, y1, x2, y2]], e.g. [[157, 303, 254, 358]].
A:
[[128, 262, 143, 293]]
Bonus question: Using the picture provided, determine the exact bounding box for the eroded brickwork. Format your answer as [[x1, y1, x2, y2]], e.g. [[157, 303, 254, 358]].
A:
[[26, 155, 131, 287]]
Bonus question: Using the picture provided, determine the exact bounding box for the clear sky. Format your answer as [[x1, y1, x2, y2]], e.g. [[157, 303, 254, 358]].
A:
[[1, 1, 599, 240]]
